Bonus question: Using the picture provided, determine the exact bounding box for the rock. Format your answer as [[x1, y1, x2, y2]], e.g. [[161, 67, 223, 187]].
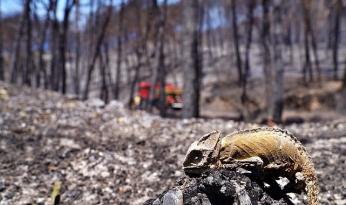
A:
[[162, 189, 183, 205], [146, 170, 289, 205], [335, 199, 346, 205], [59, 138, 81, 149], [276, 177, 290, 190], [106, 100, 125, 110], [85, 98, 105, 108], [0, 88, 9, 101], [0, 179, 6, 192]]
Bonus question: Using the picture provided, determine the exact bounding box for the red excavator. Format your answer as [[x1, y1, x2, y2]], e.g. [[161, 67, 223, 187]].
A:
[[133, 81, 183, 110]]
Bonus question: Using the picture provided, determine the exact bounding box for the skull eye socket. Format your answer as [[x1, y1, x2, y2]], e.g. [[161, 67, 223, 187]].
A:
[[185, 150, 204, 165], [231, 149, 241, 158]]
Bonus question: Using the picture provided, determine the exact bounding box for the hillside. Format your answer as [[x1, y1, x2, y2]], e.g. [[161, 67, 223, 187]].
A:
[[0, 82, 345, 204]]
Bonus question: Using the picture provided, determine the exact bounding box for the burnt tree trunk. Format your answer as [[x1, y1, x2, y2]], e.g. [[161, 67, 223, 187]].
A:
[[23, 0, 33, 86], [83, 5, 112, 100], [303, 23, 312, 84], [156, 0, 168, 117], [128, 49, 143, 108], [10, 5, 26, 84], [147, 0, 160, 112], [99, 44, 109, 103], [241, 0, 255, 104], [104, 43, 112, 102], [327, 2, 334, 50], [0, 0, 4, 81], [340, 3, 346, 111], [128, 0, 146, 108], [147, 0, 168, 115], [309, 27, 321, 82], [261, 0, 272, 117], [37, 1, 53, 88], [340, 54, 346, 111], [113, 1, 124, 100], [344, 61, 346, 85], [59, 0, 74, 94], [332, 0, 342, 80], [270, 0, 285, 123], [343, 53, 346, 91], [302, 0, 320, 82], [50, 0, 60, 91], [231, 0, 243, 85], [182, 0, 203, 118], [73, 0, 81, 95]]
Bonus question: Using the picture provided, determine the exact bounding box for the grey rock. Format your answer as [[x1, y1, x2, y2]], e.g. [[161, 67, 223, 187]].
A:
[[162, 189, 183, 205], [85, 98, 105, 108], [146, 170, 290, 205], [0, 179, 6, 192]]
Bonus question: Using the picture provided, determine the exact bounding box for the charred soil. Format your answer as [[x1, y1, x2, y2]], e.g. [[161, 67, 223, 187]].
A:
[[0, 82, 345, 204]]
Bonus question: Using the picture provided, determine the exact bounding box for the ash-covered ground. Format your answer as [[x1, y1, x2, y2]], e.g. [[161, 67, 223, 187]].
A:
[[0, 82, 345, 205]]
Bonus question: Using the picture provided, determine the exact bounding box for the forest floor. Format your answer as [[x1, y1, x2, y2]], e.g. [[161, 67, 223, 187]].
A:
[[0, 81, 345, 204]]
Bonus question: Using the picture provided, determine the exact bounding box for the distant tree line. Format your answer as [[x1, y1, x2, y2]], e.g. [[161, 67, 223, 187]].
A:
[[0, 0, 345, 122]]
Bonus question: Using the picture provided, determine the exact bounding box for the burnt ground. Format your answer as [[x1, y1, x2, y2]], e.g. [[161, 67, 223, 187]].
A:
[[0, 82, 345, 205]]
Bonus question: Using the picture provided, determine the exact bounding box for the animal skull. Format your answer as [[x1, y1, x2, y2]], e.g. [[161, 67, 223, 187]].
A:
[[183, 131, 221, 174]]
